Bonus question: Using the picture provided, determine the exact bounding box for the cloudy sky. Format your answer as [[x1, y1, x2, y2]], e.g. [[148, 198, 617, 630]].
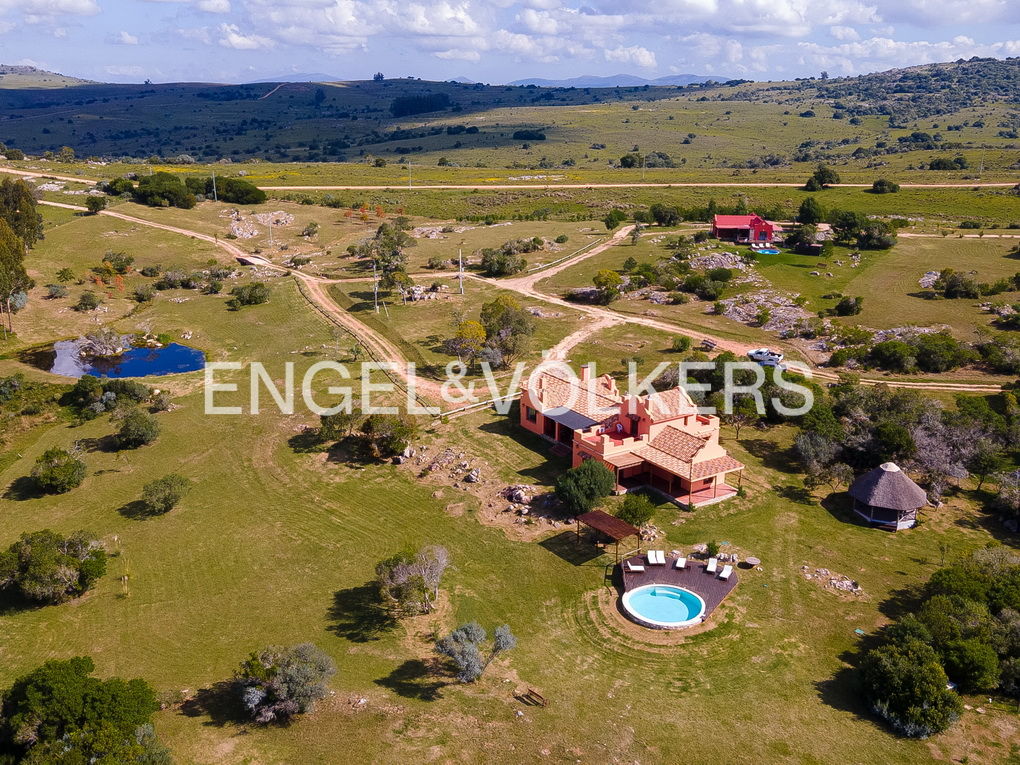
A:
[[1, 0, 1018, 84]]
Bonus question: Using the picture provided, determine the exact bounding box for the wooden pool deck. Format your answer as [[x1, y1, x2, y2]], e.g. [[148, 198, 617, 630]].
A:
[[621, 554, 738, 616]]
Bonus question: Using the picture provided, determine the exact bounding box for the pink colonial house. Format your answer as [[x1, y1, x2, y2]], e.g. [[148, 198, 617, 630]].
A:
[[520, 366, 744, 508]]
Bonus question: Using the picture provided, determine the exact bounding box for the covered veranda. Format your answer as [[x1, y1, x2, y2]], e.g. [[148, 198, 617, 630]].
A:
[[574, 509, 640, 563]]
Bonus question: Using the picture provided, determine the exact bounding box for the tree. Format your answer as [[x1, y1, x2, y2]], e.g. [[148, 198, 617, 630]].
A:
[[56, 267, 76, 283], [616, 493, 655, 527], [0, 656, 163, 763], [672, 335, 691, 353], [603, 209, 627, 230], [967, 444, 1006, 490], [227, 282, 270, 309], [555, 459, 615, 515], [0, 177, 44, 247], [318, 407, 362, 442], [446, 319, 486, 365], [373, 72, 385, 81], [872, 178, 900, 194], [117, 408, 161, 448], [807, 163, 840, 189], [132, 172, 196, 209], [648, 203, 681, 226], [74, 290, 102, 312], [0, 218, 32, 335], [0, 529, 106, 604], [722, 394, 761, 438], [593, 268, 623, 303], [31, 447, 86, 493], [943, 638, 1000, 692], [478, 294, 535, 364], [375, 545, 450, 615], [480, 248, 527, 276], [85, 195, 107, 214], [873, 421, 916, 463], [141, 474, 192, 514], [56, 145, 76, 163], [234, 643, 336, 724], [359, 413, 417, 459], [797, 197, 824, 224], [859, 638, 962, 738], [435, 622, 516, 683]]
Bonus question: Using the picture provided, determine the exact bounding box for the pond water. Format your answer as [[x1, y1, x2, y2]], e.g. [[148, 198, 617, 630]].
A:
[[24, 339, 206, 378]]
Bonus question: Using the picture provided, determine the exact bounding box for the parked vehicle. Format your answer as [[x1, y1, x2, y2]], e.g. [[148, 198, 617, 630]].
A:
[[746, 347, 784, 363]]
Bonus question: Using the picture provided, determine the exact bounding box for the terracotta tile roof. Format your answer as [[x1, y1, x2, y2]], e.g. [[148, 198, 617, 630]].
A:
[[648, 426, 707, 461], [532, 369, 621, 421], [645, 387, 698, 421], [690, 455, 744, 479]]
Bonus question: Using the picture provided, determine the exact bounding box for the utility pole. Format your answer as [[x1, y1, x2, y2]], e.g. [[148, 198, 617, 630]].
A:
[[372, 261, 380, 313], [408, 160, 412, 189], [458, 248, 465, 295], [211, 171, 218, 202]]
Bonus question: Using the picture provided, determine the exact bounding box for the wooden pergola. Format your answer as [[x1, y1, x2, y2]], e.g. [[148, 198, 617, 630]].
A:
[[575, 510, 640, 563]]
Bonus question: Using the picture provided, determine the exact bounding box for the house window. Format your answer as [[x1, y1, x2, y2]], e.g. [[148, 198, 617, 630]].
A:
[[525, 407, 537, 423]]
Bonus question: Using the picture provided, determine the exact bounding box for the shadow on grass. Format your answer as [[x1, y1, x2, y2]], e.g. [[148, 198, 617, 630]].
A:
[[775, 484, 815, 505], [287, 430, 328, 454], [179, 681, 247, 727], [3, 475, 44, 501], [538, 530, 607, 566], [74, 435, 120, 453], [815, 666, 870, 718], [476, 417, 570, 484], [819, 491, 864, 524], [374, 659, 448, 701], [327, 583, 398, 642], [117, 499, 160, 520], [740, 438, 799, 473]]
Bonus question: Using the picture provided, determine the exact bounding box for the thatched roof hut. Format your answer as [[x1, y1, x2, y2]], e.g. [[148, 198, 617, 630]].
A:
[[848, 462, 928, 531]]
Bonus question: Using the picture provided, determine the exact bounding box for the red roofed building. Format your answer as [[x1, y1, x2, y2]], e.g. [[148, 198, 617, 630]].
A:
[[519, 365, 743, 507], [711, 214, 776, 243]]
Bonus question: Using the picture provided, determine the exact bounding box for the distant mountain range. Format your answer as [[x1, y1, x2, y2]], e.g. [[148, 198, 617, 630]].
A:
[[507, 73, 721, 88]]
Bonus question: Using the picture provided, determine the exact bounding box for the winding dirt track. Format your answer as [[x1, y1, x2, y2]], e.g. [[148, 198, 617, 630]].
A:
[[34, 198, 1009, 402]]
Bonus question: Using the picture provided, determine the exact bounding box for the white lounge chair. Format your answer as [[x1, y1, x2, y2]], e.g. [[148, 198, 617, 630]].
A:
[[706, 557, 718, 574], [656, 550, 666, 565], [719, 564, 733, 580], [648, 550, 665, 565], [625, 561, 645, 573], [675, 556, 687, 570]]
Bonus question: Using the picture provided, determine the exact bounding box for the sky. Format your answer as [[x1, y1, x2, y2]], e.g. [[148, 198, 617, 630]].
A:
[[0, 0, 1018, 84]]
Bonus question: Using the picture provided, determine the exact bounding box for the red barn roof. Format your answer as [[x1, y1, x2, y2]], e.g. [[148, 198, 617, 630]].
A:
[[713, 214, 768, 228]]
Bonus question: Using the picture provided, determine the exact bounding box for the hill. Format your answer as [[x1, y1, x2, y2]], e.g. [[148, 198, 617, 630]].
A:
[[508, 73, 720, 87], [0, 64, 94, 89]]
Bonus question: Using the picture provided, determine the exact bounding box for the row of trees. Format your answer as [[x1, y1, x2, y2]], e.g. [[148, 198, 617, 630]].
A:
[[795, 197, 898, 249], [102, 172, 267, 208], [0, 179, 42, 336]]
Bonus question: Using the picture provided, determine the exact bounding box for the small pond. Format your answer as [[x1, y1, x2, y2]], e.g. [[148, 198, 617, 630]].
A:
[[23, 339, 206, 379]]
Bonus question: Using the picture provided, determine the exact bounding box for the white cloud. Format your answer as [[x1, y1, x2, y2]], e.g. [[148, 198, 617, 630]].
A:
[[604, 44, 657, 69], [218, 23, 274, 50], [435, 48, 481, 61], [830, 25, 860, 41], [110, 30, 139, 45], [141, 0, 230, 11], [105, 64, 146, 77]]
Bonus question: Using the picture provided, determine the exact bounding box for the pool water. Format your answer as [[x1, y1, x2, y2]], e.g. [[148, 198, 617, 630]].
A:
[[622, 584, 706, 628], [756, 248, 781, 255], [25, 340, 206, 378]]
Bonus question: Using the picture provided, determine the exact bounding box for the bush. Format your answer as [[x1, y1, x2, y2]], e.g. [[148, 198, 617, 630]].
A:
[[234, 643, 336, 723], [74, 291, 102, 312], [0, 529, 106, 603], [132, 284, 155, 303], [45, 283, 68, 299], [555, 459, 615, 516], [617, 493, 655, 527], [672, 335, 691, 353], [132, 172, 196, 209], [860, 639, 962, 738], [554, 234, 569, 243], [871, 178, 900, 194], [141, 474, 192, 514], [117, 408, 161, 448], [227, 282, 271, 309], [512, 129, 546, 141], [31, 447, 86, 493]]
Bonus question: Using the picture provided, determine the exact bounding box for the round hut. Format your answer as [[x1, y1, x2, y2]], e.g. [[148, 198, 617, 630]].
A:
[[848, 462, 928, 531]]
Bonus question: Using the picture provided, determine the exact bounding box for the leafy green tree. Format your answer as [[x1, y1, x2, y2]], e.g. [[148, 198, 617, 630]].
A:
[[872, 421, 916, 463], [446, 319, 486, 364], [133, 172, 196, 209], [74, 290, 102, 312], [375, 545, 449, 616], [56, 267, 76, 283], [593, 268, 624, 303], [872, 178, 900, 194], [0, 529, 106, 603], [359, 413, 417, 459], [555, 459, 615, 516], [31, 447, 86, 493], [648, 203, 681, 226], [117, 408, 161, 448], [141, 474, 192, 514], [943, 638, 1000, 692], [616, 493, 655, 527], [318, 407, 362, 442], [0, 178, 44, 247], [0, 656, 163, 762], [85, 195, 107, 214], [671, 335, 691, 353], [603, 209, 627, 230], [859, 638, 962, 738], [227, 282, 270, 309], [797, 196, 824, 224], [0, 218, 32, 335], [234, 643, 336, 724]]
